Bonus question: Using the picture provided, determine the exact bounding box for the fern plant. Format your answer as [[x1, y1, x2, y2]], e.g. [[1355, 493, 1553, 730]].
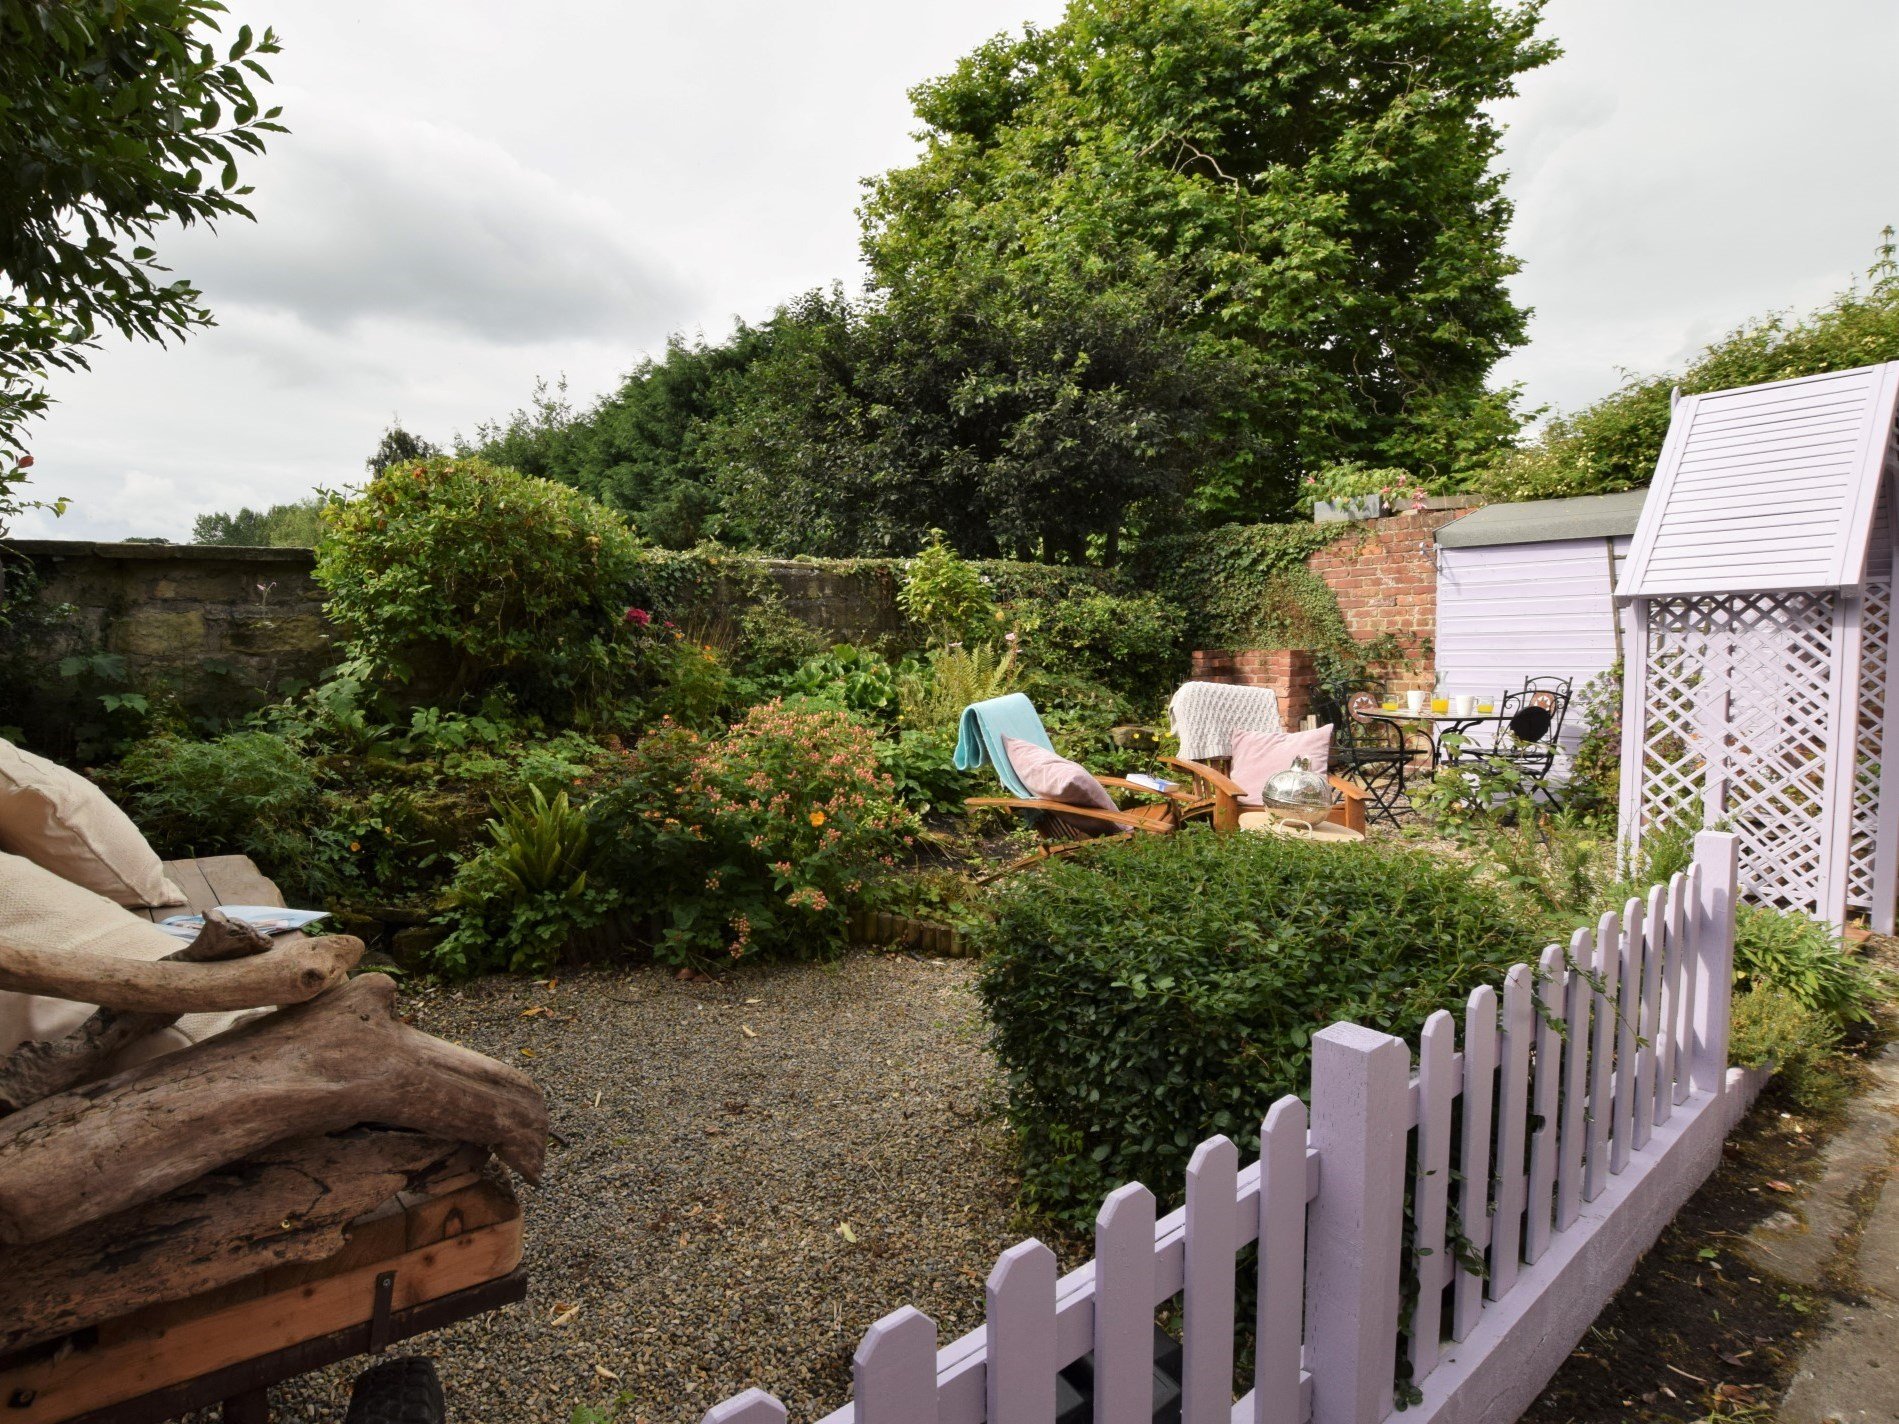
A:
[[897, 642, 1020, 731], [431, 786, 618, 976]]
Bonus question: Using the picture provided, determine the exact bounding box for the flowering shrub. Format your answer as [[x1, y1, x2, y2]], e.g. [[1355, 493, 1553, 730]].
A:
[[593, 701, 916, 965], [1301, 461, 1429, 514], [314, 456, 647, 720]]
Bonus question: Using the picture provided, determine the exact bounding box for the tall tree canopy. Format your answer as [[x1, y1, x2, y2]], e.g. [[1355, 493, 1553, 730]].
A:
[[862, 0, 1555, 521], [0, 0, 284, 529]]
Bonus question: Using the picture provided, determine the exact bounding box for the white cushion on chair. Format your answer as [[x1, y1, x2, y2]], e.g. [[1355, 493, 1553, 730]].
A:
[[0, 739, 184, 908], [0, 851, 248, 1063]]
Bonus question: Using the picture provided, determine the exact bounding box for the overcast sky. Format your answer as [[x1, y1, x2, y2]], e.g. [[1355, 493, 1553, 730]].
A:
[[12, 0, 1898, 540]]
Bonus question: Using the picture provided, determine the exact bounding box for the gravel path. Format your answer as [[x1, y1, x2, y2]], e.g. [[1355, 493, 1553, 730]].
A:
[[269, 952, 1028, 1424]]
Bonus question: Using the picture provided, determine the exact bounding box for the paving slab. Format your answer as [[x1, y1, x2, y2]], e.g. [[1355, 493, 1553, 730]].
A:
[[1774, 1043, 1899, 1424]]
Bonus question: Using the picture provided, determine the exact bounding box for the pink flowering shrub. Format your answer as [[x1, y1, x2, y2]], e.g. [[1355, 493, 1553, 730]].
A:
[[593, 700, 916, 965]]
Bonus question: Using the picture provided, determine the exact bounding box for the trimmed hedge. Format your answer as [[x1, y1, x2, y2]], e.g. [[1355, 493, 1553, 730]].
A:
[[975, 828, 1534, 1226]]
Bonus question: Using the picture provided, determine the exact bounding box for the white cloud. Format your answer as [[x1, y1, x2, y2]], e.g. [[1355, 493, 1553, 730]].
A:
[[9, 0, 1897, 537]]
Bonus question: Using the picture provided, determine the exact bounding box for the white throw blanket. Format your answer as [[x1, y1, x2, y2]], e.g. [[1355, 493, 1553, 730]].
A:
[[1168, 681, 1284, 762]]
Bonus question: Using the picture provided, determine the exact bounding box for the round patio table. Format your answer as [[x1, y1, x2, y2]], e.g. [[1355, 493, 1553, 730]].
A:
[[1358, 708, 1512, 771]]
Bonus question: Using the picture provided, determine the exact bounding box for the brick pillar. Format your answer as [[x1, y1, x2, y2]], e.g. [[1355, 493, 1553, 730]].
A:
[[1190, 648, 1317, 728]]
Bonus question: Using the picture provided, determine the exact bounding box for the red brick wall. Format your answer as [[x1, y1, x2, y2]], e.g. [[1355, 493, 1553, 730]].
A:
[[1190, 503, 1479, 714], [1190, 649, 1316, 728], [1304, 506, 1475, 694]]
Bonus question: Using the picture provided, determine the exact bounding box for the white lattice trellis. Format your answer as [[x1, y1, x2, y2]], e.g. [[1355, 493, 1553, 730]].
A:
[[1622, 493, 1897, 929]]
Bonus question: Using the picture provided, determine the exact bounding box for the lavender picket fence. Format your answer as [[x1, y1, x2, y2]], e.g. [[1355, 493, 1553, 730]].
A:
[[704, 831, 1763, 1424]]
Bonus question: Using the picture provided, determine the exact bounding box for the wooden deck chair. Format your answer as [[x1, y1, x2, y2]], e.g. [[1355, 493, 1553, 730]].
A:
[[1165, 682, 1368, 835], [953, 694, 1241, 879]]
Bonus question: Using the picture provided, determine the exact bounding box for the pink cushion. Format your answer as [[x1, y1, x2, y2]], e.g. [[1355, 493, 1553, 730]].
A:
[[1003, 737, 1116, 813], [1229, 725, 1332, 807]]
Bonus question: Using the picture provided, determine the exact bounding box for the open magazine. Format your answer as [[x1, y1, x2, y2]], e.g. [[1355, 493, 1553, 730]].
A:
[[156, 905, 330, 940]]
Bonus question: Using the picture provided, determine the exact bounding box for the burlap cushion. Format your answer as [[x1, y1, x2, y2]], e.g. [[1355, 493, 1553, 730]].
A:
[[0, 739, 184, 908], [0, 852, 243, 1062]]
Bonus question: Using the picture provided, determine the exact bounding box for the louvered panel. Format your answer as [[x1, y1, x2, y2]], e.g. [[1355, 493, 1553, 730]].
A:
[[1622, 364, 1899, 597]]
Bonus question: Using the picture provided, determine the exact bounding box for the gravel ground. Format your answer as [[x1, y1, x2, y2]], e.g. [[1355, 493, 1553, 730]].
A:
[[268, 952, 1030, 1424]]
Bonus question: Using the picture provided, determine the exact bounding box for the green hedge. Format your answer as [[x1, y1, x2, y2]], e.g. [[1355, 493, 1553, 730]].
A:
[[975, 829, 1534, 1226]]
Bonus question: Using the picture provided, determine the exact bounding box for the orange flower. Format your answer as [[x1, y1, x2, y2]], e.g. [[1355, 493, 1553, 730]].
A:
[[808, 810, 826, 827]]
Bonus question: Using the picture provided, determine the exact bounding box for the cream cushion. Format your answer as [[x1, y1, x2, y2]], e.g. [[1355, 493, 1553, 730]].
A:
[[0, 739, 184, 908], [0, 852, 247, 1065]]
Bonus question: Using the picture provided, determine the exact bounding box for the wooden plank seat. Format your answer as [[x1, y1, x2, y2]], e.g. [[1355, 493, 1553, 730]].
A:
[[0, 857, 529, 1424]]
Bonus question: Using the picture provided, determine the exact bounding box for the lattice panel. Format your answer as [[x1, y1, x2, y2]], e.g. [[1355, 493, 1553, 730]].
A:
[[1637, 592, 1840, 917], [1850, 570, 1890, 910]]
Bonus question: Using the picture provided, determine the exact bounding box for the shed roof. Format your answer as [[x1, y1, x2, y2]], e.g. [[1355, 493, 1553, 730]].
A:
[[1619, 362, 1899, 598], [1434, 488, 1648, 549]]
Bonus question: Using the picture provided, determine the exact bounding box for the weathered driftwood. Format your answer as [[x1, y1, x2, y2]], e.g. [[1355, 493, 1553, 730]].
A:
[[0, 1127, 483, 1354], [0, 929, 361, 1015], [0, 910, 275, 1114], [0, 973, 545, 1245]]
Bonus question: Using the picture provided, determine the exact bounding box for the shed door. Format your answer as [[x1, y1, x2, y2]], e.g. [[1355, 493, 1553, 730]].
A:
[[1434, 536, 1629, 761]]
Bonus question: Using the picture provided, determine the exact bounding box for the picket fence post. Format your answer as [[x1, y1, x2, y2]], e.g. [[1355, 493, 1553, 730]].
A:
[[1690, 831, 1739, 1098], [1304, 1022, 1409, 1424]]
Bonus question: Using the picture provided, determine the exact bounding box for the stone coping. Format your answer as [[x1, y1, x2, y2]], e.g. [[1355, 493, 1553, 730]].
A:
[[6, 540, 316, 565]]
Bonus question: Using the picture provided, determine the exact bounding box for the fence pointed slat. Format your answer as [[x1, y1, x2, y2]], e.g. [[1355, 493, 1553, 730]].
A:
[[1676, 862, 1703, 1105], [854, 1307, 938, 1424], [1305, 1023, 1409, 1424], [988, 1241, 1058, 1424], [1556, 927, 1592, 1231], [1488, 964, 1535, 1299], [1094, 1183, 1157, 1424], [1254, 1096, 1306, 1424], [1658, 871, 1688, 1118], [1525, 945, 1566, 1263], [1453, 984, 1498, 1341], [1691, 833, 1739, 1096], [1584, 910, 1620, 1200], [1633, 883, 1667, 1151], [1611, 897, 1644, 1175], [1408, 1011, 1456, 1381], [1183, 1137, 1239, 1424], [702, 1390, 788, 1424]]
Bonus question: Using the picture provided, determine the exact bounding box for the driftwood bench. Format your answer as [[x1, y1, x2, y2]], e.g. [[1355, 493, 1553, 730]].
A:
[[0, 857, 530, 1424]]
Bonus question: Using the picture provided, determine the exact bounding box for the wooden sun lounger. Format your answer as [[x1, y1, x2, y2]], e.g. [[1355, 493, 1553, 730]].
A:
[[0, 857, 527, 1424]]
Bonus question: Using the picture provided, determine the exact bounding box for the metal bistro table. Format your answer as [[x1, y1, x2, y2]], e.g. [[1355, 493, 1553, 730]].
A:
[[1359, 707, 1511, 771]]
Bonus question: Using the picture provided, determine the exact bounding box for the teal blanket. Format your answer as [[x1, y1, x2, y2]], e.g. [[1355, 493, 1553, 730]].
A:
[[954, 693, 1053, 800]]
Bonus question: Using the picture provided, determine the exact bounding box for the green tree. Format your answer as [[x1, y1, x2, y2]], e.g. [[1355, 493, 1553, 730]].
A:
[[861, 0, 1555, 521], [0, 0, 286, 480], [1474, 230, 1899, 503], [192, 496, 325, 547], [364, 421, 440, 477], [715, 277, 1237, 559]]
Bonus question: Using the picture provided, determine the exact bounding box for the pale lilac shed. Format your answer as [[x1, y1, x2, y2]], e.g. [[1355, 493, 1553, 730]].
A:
[[1433, 489, 1646, 769], [1618, 362, 1899, 931]]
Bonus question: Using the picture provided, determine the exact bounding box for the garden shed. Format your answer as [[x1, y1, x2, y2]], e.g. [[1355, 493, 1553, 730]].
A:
[[1433, 487, 1647, 764], [1617, 362, 1899, 932]]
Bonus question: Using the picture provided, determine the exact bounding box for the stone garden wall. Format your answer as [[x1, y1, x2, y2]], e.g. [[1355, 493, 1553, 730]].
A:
[[1, 512, 1470, 748]]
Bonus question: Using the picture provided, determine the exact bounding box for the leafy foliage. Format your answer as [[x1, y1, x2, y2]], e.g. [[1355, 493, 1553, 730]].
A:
[[364, 421, 440, 477], [1732, 905, 1881, 1028], [976, 828, 1533, 1224], [1472, 235, 1899, 502], [192, 496, 324, 547], [591, 702, 916, 966], [863, 0, 1554, 521], [431, 787, 618, 977], [896, 642, 1021, 731], [0, 0, 285, 453], [1009, 590, 1187, 701], [897, 535, 997, 644], [314, 456, 648, 718]]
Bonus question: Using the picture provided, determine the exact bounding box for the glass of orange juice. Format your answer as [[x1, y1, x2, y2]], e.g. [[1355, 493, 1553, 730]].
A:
[[1430, 696, 1449, 714]]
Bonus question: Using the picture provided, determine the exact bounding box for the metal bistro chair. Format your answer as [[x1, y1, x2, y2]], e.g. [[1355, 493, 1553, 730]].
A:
[[1450, 685, 1572, 803], [1333, 691, 1422, 827]]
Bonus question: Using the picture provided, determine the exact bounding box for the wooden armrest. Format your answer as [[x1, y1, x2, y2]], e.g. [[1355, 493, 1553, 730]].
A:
[[1160, 756, 1247, 799], [0, 933, 363, 1015], [1327, 775, 1368, 803], [964, 797, 1175, 833]]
